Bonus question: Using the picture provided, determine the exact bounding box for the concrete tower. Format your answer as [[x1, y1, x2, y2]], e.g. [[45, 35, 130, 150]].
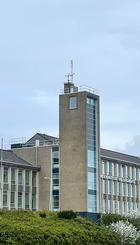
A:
[[59, 82, 100, 217]]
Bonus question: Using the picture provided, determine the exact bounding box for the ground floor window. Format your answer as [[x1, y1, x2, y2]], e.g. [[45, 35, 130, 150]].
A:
[[3, 191, 7, 207], [88, 195, 97, 212], [10, 192, 15, 208], [32, 194, 36, 210], [18, 192, 22, 208], [25, 193, 29, 209]]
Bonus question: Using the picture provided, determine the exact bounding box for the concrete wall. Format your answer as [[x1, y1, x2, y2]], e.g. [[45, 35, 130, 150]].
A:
[[13, 146, 52, 210], [59, 91, 88, 212]]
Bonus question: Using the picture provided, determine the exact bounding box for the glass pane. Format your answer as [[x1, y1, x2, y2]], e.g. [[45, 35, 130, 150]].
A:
[[18, 169, 22, 185], [32, 194, 36, 210], [25, 170, 30, 185], [32, 172, 36, 187], [69, 97, 76, 109], [11, 168, 15, 184], [4, 167, 8, 183], [18, 192, 22, 208], [11, 192, 15, 208], [25, 193, 29, 209]]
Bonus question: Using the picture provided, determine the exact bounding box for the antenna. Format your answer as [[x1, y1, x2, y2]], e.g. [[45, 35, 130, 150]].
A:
[[65, 60, 75, 83]]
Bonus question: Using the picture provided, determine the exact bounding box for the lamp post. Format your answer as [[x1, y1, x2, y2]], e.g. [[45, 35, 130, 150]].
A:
[[44, 177, 52, 211]]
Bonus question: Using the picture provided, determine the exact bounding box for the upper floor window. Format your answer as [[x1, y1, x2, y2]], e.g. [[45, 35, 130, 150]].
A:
[[69, 97, 76, 109], [32, 172, 36, 187], [25, 170, 30, 186], [3, 167, 8, 183], [18, 169, 22, 185], [11, 168, 15, 185]]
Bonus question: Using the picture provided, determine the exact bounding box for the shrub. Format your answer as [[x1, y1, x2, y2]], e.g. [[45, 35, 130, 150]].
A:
[[58, 210, 77, 219], [39, 211, 47, 218], [102, 213, 127, 226], [110, 220, 140, 245]]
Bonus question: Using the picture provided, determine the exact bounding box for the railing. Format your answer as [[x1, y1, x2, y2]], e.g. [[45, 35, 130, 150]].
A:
[[60, 85, 98, 95]]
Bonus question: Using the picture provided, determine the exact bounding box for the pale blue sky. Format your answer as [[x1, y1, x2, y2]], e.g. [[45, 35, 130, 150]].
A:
[[1, 1, 140, 156]]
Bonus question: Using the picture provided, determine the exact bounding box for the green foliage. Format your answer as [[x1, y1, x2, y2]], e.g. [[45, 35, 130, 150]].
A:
[[58, 210, 77, 219], [102, 213, 127, 226], [39, 211, 47, 218], [0, 209, 121, 245]]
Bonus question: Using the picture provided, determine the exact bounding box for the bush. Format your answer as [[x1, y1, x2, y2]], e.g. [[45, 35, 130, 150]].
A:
[[110, 220, 140, 245], [39, 211, 47, 218], [58, 210, 77, 219], [102, 213, 127, 226]]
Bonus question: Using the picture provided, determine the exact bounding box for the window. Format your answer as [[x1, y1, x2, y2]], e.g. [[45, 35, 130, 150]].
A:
[[122, 201, 125, 214], [25, 193, 29, 209], [127, 202, 130, 213], [88, 150, 94, 168], [108, 200, 111, 213], [3, 191, 7, 207], [131, 185, 134, 197], [135, 185, 138, 197], [135, 168, 137, 180], [102, 161, 106, 174], [18, 192, 22, 208], [107, 162, 111, 175], [118, 182, 121, 195], [32, 172, 36, 187], [88, 172, 96, 190], [113, 200, 116, 214], [113, 181, 116, 195], [131, 202, 134, 210], [32, 194, 36, 210], [117, 164, 120, 177], [103, 199, 106, 213], [108, 180, 111, 194], [122, 165, 125, 178], [69, 97, 76, 109], [118, 201, 121, 214], [122, 183, 125, 196], [53, 195, 59, 210], [127, 184, 129, 196], [126, 166, 129, 178], [112, 163, 115, 176], [11, 168, 15, 185], [103, 180, 106, 194], [25, 170, 30, 186], [3, 167, 8, 183], [11, 192, 15, 208], [88, 194, 97, 212], [18, 169, 22, 185]]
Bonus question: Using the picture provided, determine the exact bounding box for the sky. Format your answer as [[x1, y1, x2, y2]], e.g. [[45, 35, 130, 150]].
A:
[[0, 0, 140, 156]]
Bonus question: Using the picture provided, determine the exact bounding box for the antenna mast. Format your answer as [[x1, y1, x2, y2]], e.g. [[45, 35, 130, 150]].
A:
[[65, 60, 75, 83]]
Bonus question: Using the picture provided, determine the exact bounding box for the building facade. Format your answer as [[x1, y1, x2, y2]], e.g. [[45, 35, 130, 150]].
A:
[[1, 81, 140, 217]]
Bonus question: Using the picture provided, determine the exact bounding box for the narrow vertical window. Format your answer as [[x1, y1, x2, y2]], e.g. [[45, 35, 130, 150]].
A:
[[102, 161, 106, 174], [18, 169, 22, 185], [11, 192, 15, 208], [3, 167, 8, 183], [32, 172, 36, 187], [11, 168, 15, 184], [69, 97, 76, 109], [32, 194, 36, 210], [25, 170, 30, 186], [112, 163, 115, 176], [103, 180, 106, 194], [108, 180, 111, 194], [25, 193, 29, 209], [3, 191, 7, 207], [113, 181, 116, 195], [18, 192, 22, 208]]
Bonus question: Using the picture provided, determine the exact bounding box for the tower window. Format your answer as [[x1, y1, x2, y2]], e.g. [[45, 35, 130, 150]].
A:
[[69, 96, 77, 109]]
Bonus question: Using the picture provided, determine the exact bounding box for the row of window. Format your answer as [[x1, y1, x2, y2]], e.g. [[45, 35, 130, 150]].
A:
[[52, 147, 59, 210], [3, 167, 36, 186], [103, 180, 137, 197], [3, 191, 36, 210], [103, 199, 138, 214], [102, 161, 139, 180], [87, 97, 98, 213]]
